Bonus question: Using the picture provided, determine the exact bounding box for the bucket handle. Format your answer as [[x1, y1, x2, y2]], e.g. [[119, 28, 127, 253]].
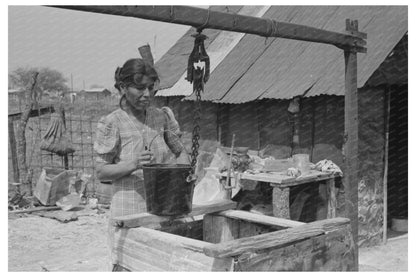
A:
[[145, 130, 196, 183]]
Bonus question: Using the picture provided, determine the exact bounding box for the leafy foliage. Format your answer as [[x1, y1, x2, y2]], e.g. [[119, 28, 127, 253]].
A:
[[9, 67, 69, 97]]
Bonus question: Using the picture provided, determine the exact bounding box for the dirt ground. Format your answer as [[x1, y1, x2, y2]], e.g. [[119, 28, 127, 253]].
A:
[[8, 207, 408, 272], [8, 208, 109, 272], [359, 234, 408, 271]]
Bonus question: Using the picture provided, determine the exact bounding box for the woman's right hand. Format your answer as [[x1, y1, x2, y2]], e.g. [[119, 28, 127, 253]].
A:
[[96, 150, 154, 181], [131, 150, 154, 170]]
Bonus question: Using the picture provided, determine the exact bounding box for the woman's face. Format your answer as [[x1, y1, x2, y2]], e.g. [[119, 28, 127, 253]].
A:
[[123, 75, 156, 111]]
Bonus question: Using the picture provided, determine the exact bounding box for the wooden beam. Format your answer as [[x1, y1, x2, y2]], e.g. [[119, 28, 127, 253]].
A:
[[343, 18, 359, 271], [8, 105, 55, 121], [203, 217, 350, 258], [9, 206, 61, 214], [112, 199, 236, 228], [234, 226, 355, 271], [49, 5, 366, 52], [217, 170, 340, 186], [216, 210, 304, 229]]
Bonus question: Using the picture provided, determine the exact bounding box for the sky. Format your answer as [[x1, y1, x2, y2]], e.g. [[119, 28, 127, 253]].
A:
[[8, 5, 191, 91]]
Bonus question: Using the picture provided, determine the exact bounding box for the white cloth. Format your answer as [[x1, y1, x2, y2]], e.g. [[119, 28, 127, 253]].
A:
[[314, 159, 343, 176]]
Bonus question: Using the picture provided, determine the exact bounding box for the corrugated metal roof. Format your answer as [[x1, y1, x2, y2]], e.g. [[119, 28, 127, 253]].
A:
[[366, 34, 407, 87], [82, 88, 108, 92], [156, 6, 407, 103], [157, 5, 270, 97]]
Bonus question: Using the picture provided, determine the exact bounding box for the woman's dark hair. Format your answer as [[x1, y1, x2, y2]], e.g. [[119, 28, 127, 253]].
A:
[[114, 58, 159, 92]]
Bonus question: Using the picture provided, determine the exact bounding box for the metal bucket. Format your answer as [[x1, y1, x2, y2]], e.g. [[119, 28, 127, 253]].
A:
[[142, 164, 194, 216]]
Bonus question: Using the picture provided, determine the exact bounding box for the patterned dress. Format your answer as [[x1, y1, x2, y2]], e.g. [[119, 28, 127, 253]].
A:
[[93, 105, 183, 266]]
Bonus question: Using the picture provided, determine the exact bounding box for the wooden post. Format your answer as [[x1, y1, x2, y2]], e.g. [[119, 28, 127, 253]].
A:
[[8, 118, 19, 182], [272, 186, 290, 219], [343, 19, 359, 271], [382, 83, 391, 244], [16, 72, 39, 195], [326, 179, 337, 218], [61, 108, 69, 170], [203, 214, 239, 243]]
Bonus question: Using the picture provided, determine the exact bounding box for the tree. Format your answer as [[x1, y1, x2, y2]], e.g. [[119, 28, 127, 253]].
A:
[[9, 67, 69, 98]]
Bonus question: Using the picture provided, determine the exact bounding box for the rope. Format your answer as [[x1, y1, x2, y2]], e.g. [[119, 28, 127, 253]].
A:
[[266, 18, 278, 37], [197, 9, 210, 31]]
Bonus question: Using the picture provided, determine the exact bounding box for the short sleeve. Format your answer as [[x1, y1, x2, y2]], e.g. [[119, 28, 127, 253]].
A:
[[161, 106, 184, 156], [93, 115, 120, 164]]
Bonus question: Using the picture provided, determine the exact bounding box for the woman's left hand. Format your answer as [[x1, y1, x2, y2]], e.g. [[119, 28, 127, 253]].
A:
[[176, 151, 190, 165]]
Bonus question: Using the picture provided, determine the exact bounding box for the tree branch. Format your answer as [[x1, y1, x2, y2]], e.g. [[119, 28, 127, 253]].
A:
[[16, 72, 39, 195]]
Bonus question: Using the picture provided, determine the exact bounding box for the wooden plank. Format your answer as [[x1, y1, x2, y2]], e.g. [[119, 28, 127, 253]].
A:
[[8, 105, 55, 121], [112, 199, 237, 228], [114, 237, 178, 270], [113, 244, 169, 271], [237, 220, 278, 238], [36, 210, 78, 223], [272, 186, 290, 219], [343, 18, 359, 271], [216, 170, 339, 187], [234, 225, 355, 271], [113, 227, 233, 271], [202, 213, 214, 242], [217, 171, 295, 183], [160, 219, 203, 240], [216, 210, 304, 229], [203, 218, 350, 258], [114, 227, 208, 255], [53, 6, 366, 51], [8, 119, 19, 182], [8, 206, 61, 214], [203, 214, 239, 243], [279, 171, 340, 187]]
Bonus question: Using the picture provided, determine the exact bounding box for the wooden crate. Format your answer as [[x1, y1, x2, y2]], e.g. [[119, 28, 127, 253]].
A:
[[111, 200, 355, 271]]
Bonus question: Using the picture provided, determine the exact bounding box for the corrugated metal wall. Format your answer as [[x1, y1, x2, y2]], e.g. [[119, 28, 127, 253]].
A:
[[160, 83, 408, 247]]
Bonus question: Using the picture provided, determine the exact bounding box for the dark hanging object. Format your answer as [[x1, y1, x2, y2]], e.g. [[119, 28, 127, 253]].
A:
[[40, 103, 75, 156], [186, 32, 210, 92], [186, 32, 210, 182]]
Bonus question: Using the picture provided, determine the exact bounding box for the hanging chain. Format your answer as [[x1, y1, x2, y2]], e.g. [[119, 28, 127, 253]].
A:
[[190, 89, 202, 173], [186, 31, 210, 182]]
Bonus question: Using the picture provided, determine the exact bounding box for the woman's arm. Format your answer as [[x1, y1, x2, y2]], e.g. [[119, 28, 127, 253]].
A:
[[96, 161, 137, 181], [161, 106, 190, 163], [96, 150, 153, 181]]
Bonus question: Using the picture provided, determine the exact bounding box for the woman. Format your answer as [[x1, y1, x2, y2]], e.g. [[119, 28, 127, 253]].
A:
[[93, 58, 189, 270]]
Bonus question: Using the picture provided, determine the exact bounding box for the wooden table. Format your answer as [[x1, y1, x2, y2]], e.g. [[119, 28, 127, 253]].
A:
[[217, 170, 340, 220]]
